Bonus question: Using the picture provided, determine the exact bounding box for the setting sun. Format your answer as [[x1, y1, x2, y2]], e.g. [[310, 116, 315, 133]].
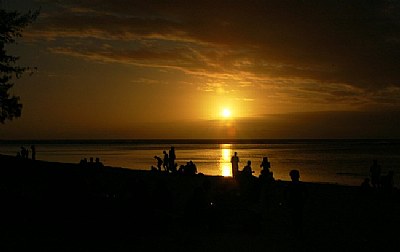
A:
[[221, 108, 232, 118]]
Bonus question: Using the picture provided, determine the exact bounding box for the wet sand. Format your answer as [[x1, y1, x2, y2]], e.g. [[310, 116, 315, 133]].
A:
[[1, 154, 399, 251]]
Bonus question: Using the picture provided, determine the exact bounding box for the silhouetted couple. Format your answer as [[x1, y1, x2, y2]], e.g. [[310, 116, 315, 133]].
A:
[[181, 161, 197, 175]]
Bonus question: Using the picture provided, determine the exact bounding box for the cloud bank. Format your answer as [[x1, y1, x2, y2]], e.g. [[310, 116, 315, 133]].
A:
[[7, 0, 396, 117]]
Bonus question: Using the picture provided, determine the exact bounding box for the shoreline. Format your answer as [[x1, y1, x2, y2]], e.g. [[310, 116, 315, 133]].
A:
[[1, 153, 399, 251], [2, 139, 397, 188]]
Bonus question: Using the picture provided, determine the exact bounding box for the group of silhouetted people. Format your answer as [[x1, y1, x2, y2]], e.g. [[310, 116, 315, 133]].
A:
[[153, 147, 177, 173], [360, 159, 395, 197], [79, 157, 104, 168], [152, 146, 198, 175], [231, 153, 275, 183], [148, 149, 400, 236], [16, 145, 36, 160], [231, 152, 308, 234]]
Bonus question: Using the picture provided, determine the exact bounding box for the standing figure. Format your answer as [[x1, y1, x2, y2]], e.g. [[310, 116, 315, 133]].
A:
[[20, 146, 27, 159], [231, 152, 240, 179], [163, 150, 169, 172], [284, 169, 308, 235], [168, 146, 176, 171], [369, 159, 381, 188]]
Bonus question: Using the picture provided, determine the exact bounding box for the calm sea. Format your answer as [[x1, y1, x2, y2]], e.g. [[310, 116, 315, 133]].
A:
[[1, 139, 399, 187]]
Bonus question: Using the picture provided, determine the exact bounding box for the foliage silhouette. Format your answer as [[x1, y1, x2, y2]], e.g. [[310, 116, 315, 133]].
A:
[[0, 8, 39, 123]]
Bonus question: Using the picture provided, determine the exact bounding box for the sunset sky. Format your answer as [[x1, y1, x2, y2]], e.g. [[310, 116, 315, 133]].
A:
[[2, 0, 400, 139]]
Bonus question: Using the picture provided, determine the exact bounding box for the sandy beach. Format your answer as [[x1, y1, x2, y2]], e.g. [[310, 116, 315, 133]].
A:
[[1, 153, 399, 252]]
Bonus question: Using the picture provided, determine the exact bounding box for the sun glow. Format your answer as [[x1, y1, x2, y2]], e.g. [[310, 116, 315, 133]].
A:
[[221, 108, 232, 118]]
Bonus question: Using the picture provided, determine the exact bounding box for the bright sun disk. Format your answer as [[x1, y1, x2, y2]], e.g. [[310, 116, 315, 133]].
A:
[[221, 108, 231, 118]]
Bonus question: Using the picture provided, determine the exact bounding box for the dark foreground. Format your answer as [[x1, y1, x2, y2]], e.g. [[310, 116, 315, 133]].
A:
[[1, 154, 400, 252]]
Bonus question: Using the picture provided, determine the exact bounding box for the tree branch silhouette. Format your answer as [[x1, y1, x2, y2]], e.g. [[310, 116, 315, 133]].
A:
[[0, 8, 39, 123]]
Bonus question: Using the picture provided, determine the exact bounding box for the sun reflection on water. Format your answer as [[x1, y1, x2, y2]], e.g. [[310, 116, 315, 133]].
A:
[[220, 144, 232, 177]]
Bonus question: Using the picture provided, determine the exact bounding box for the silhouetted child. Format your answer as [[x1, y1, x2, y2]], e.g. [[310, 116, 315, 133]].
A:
[[284, 169, 308, 235], [150, 165, 158, 172], [154, 156, 163, 171]]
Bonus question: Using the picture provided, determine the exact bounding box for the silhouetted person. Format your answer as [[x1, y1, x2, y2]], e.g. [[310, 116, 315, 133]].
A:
[[154, 156, 163, 171], [284, 169, 308, 235], [168, 146, 176, 170], [260, 156, 271, 173], [231, 152, 240, 179], [79, 157, 88, 165], [95, 157, 104, 168], [370, 160, 381, 188], [30, 144, 36, 160], [163, 150, 169, 172], [259, 156, 274, 183], [237, 160, 259, 203], [242, 160, 254, 177], [178, 164, 185, 174], [184, 160, 197, 175], [20, 146, 28, 159], [259, 157, 275, 207]]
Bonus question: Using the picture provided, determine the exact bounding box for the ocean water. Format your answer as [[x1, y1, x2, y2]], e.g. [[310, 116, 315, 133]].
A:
[[1, 139, 399, 187]]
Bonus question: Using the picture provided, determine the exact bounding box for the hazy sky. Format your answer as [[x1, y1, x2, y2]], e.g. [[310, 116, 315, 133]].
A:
[[2, 0, 400, 139]]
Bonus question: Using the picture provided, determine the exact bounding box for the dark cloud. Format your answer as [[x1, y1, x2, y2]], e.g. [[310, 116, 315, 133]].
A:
[[23, 0, 400, 106]]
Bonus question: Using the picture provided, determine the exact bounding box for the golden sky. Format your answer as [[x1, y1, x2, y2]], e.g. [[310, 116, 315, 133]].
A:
[[2, 0, 400, 139]]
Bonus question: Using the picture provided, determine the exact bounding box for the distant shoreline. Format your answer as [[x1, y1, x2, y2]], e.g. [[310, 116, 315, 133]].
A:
[[1, 138, 399, 145], [0, 153, 353, 187]]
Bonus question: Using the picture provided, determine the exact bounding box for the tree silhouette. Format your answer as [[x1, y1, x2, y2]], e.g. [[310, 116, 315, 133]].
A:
[[0, 8, 39, 123]]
